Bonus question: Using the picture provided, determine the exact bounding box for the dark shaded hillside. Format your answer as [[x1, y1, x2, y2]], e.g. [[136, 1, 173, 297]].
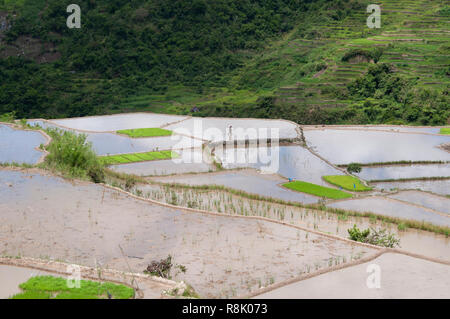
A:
[[0, 0, 449, 124]]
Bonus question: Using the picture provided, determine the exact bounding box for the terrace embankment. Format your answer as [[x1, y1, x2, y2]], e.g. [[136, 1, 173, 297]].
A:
[[0, 168, 377, 298]]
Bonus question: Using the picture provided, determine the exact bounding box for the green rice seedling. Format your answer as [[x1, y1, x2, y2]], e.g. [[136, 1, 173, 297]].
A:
[[11, 276, 134, 299], [116, 128, 173, 138], [323, 175, 372, 192], [283, 181, 352, 199]]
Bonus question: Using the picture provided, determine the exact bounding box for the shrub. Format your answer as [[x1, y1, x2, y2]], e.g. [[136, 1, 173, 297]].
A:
[[43, 129, 105, 183], [348, 224, 400, 248], [347, 163, 362, 174]]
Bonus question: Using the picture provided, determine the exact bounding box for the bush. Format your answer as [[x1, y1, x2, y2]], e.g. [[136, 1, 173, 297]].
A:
[[347, 163, 362, 174], [43, 129, 105, 183], [348, 224, 400, 248]]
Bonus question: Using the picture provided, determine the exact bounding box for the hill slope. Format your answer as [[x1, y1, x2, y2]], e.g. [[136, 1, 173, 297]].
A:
[[0, 0, 448, 125]]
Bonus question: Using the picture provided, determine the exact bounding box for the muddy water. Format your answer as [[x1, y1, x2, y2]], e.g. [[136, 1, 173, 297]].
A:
[[151, 169, 319, 204], [328, 197, 450, 227], [134, 182, 450, 261], [0, 265, 55, 299], [304, 129, 450, 164], [358, 164, 450, 181], [49, 113, 189, 132], [214, 146, 343, 185], [255, 253, 450, 299], [373, 179, 450, 196], [0, 125, 47, 164], [0, 169, 374, 298], [388, 191, 450, 215]]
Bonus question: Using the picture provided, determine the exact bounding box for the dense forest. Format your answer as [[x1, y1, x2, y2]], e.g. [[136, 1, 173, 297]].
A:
[[0, 0, 448, 124]]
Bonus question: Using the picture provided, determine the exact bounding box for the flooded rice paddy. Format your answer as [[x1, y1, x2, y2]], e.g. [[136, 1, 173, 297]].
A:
[[0, 169, 375, 298], [150, 169, 318, 204], [388, 191, 450, 215], [358, 164, 450, 181], [49, 113, 189, 132], [165, 117, 298, 142], [255, 253, 450, 299], [134, 180, 449, 261], [372, 179, 450, 196], [304, 129, 450, 164], [0, 125, 47, 165], [328, 196, 450, 227], [28, 120, 202, 155], [110, 149, 215, 176], [214, 146, 343, 185]]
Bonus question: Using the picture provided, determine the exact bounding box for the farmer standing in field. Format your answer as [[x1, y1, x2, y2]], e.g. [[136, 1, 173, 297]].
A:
[[227, 125, 233, 141]]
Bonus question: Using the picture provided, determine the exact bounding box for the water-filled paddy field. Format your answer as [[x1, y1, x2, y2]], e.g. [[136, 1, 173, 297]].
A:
[[0, 125, 48, 165], [328, 196, 450, 227], [0, 169, 376, 298], [357, 164, 450, 181], [151, 169, 319, 204], [165, 117, 298, 142], [304, 129, 450, 164], [110, 149, 215, 176], [3, 116, 450, 298], [136, 179, 450, 261], [49, 113, 189, 132], [255, 253, 450, 299], [372, 179, 450, 196], [214, 146, 343, 185], [28, 120, 202, 155], [388, 191, 450, 215]]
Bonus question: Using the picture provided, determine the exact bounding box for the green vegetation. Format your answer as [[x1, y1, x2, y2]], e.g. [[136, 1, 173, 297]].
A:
[[283, 180, 352, 199], [100, 150, 179, 166], [323, 175, 372, 192], [440, 128, 450, 135], [0, 111, 16, 123], [42, 129, 105, 183], [0, 0, 447, 126], [10, 276, 134, 299], [348, 224, 400, 248], [105, 169, 450, 237], [117, 128, 173, 138], [346, 163, 362, 174]]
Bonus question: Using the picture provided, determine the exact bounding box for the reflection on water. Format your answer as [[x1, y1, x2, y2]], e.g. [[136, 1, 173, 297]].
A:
[[50, 113, 188, 132], [215, 146, 343, 185], [372, 180, 450, 196], [328, 197, 450, 227], [305, 129, 450, 164], [0, 125, 47, 164], [389, 191, 450, 215], [27, 120, 202, 155], [153, 170, 319, 204], [358, 164, 450, 181], [165, 117, 298, 142]]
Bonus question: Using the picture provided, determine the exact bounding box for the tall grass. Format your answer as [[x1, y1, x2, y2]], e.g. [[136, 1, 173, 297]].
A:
[[43, 128, 105, 183]]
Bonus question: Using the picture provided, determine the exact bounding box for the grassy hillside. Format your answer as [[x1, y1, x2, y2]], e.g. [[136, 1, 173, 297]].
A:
[[0, 0, 448, 125]]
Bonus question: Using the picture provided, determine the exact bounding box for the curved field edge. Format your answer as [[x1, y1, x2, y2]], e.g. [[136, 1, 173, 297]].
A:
[[106, 169, 450, 237]]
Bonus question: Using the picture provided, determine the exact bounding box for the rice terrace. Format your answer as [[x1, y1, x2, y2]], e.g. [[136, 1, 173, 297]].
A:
[[0, 0, 449, 308]]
